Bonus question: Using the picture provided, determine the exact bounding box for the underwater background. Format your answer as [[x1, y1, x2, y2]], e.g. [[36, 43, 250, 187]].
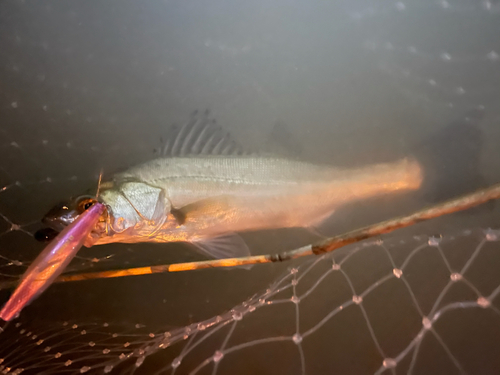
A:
[[1, 0, 500, 374]]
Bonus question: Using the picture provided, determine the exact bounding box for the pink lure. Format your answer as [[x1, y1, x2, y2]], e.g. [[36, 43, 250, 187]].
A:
[[0, 202, 105, 321]]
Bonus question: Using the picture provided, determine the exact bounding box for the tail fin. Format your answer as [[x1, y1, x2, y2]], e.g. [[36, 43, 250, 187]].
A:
[[412, 107, 494, 213]]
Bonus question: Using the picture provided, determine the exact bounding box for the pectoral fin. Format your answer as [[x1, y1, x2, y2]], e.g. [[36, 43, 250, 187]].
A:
[[190, 233, 253, 270], [172, 196, 237, 225]]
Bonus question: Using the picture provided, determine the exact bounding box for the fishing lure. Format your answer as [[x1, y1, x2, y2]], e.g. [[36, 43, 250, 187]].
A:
[[0, 201, 105, 321]]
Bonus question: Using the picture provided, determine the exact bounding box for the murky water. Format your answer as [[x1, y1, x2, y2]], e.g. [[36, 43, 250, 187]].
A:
[[1, 1, 500, 374]]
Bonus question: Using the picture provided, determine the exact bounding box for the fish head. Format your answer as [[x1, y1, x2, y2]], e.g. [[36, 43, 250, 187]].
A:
[[35, 195, 109, 244], [36, 181, 171, 246], [92, 182, 171, 244]]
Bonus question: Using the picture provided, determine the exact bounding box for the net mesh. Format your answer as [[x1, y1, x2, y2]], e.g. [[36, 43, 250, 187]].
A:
[[1, 0, 500, 374], [0, 229, 500, 374]]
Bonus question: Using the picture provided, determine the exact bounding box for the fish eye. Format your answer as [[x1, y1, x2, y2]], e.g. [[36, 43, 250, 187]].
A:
[[77, 197, 96, 212]]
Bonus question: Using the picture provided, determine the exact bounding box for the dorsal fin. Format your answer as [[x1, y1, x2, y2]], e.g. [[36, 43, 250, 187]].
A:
[[161, 110, 247, 157]]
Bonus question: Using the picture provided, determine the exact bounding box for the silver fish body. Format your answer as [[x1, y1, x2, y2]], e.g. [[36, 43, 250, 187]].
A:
[[93, 155, 422, 247]]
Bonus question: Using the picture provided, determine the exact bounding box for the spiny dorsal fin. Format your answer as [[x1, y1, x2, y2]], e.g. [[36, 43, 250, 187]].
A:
[[161, 110, 248, 157]]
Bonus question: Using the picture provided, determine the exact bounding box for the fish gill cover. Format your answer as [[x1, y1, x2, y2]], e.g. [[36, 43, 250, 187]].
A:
[[0, 0, 500, 374]]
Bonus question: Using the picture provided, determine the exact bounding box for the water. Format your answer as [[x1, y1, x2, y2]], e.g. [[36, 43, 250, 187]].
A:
[[1, 0, 500, 374]]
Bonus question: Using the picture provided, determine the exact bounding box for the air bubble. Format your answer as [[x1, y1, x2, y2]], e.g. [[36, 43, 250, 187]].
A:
[[172, 357, 181, 368], [395, 2, 405, 11], [422, 317, 432, 330], [450, 273, 462, 282], [291, 296, 300, 304], [213, 350, 224, 363], [477, 297, 490, 308], [292, 333, 303, 344], [440, 52, 451, 61], [393, 268, 403, 278], [383, 358, 397, 368], [11, 102, 18, 108], [352, 295, 363, 304], [487, 51, 499, 61]]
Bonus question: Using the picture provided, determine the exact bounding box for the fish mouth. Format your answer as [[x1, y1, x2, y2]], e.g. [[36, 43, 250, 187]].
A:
[[42, 216, 74, 232], [34, 216, 76, 243], [35, 206, 110, 245], [34, 227, 60, 243]]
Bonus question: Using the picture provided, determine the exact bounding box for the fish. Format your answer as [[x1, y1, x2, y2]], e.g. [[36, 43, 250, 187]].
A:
[[38, 111, 423, 261]]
